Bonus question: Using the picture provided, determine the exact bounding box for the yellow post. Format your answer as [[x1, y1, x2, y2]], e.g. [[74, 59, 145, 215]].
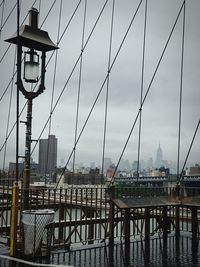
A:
[[10, 182, 19, 257]]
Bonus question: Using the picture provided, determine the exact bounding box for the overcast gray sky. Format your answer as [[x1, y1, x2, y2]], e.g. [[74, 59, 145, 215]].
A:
[[0, 0, 199, 170]]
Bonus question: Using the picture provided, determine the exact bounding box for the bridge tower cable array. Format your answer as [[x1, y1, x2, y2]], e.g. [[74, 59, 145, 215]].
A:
[[110, 0, 186, 183]]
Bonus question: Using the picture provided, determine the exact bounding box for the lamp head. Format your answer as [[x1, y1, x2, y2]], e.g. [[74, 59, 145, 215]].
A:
[[4, 7, 59, 98], [5, 8, 58, 52]]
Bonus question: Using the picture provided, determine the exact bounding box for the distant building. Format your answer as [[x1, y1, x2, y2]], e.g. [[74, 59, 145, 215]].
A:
[[38, 135, 57, 177], [9, 162, 24, 177], [64, 168, 103, 185], [104, 158, 112, 171], [9, 158, 39, 178], [155, 143, 163, 168], [189, 165, 200, 175]]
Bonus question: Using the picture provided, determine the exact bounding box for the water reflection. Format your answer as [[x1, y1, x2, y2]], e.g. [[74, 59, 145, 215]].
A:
[[50, 235, 200, 267], [0, 235, 199, 266]]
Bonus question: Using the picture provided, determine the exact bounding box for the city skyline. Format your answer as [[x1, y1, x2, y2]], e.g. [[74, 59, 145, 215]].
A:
[[0, 1, 199, 171]]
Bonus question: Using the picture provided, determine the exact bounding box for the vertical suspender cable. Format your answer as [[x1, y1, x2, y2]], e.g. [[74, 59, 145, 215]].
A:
[[55, 0, 143, 188], [55, 0, 110, 188], [72, 0, 87, 174], [177, 0, 186, 182], [0, 0, 37, 64], [136, 0, 147, 182], [110, 1, 185, 182], [44, 0, 62, 183], [2, 49, 16, 171], [0, 0, 61, 153], [101, 0, 115, 179], [30, 0, 83, 157]]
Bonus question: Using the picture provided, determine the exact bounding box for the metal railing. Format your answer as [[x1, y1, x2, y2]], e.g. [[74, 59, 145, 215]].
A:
[[0, 183, 199, 251]]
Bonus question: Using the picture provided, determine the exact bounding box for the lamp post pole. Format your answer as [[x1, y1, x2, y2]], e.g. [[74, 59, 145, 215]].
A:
[[23, 98, 32, 210], [5, 7, 58, 211]]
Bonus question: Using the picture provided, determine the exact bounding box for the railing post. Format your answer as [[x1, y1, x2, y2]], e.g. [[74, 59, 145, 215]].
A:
[[58, 203, 64, 241], [124, 207, 130, 265], [10, 182, 19, 257], [162, 206, 168, 247], [162, 208, 168, 266], [124, 208, 130, 245], [191, 206, 198, 240], [175, 206, 180, 238], [109, 185, 115, 246], [144, 207, 150, 264], [88, 210, 94, 244]]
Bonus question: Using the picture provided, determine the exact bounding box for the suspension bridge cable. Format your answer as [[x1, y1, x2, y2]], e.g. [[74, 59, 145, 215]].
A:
[[44, 0, 63, 182], [55, 0, 143, 188], [0, 99, 26, 153], [101, 0, 115, 177], [2, 48, 16, 171], [0, 0, 36, 62], [0, 70, 16, 102], [0, 0, 81, 103], [0, 0, 59, 172], [0, 0, 5, 9], [0, 0, 53, 74], [0, 0, 80, 104], [0, 0, 37, 97], [0, 1, 16, 36], [177, 0, 186, 181], [136, 0, 147, 181], [0, 0, 82, 153], [179, 119, 200, 182], [0, 0, 59, 162], [32, 0, 109, 161], [0, 0, 5, 40], [40, 0, 56, 28], [72, 0, 87, 173], [110, 1, 185, 183], [58, 0, 82, 45]]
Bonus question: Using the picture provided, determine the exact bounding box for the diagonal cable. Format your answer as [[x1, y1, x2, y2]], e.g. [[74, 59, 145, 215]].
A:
[[55, 0, 143, 188], [110, 1, 185, 183]]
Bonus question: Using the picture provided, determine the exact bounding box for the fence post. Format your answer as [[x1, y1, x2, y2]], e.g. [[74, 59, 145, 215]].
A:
[[175, 206, 180, 238], [109, 185, 115, 246], [58, 203, 65, 241], [191, 206, 198, 240], [144, 207, 150, 262], [10, 182, 19, 257]]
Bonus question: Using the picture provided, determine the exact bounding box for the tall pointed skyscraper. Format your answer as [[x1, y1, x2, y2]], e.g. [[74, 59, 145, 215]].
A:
[[155, 143, 163, 168]]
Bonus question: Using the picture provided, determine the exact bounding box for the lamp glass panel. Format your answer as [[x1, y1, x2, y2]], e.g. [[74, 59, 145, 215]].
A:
[[24, 61, 39, 82], [24, 51, 39, 83]]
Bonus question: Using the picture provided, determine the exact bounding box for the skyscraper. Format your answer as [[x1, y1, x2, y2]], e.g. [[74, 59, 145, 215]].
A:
[[155, 143, 163, 168], [38, 135, 57, 176]]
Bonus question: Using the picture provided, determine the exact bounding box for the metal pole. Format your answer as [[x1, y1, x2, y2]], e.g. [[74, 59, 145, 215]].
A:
[[16, 0, 20, 182], [22, 98, 32, 210]]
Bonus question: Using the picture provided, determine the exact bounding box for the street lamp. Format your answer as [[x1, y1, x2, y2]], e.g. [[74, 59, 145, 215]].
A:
[[5, 8, 58, 210]]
